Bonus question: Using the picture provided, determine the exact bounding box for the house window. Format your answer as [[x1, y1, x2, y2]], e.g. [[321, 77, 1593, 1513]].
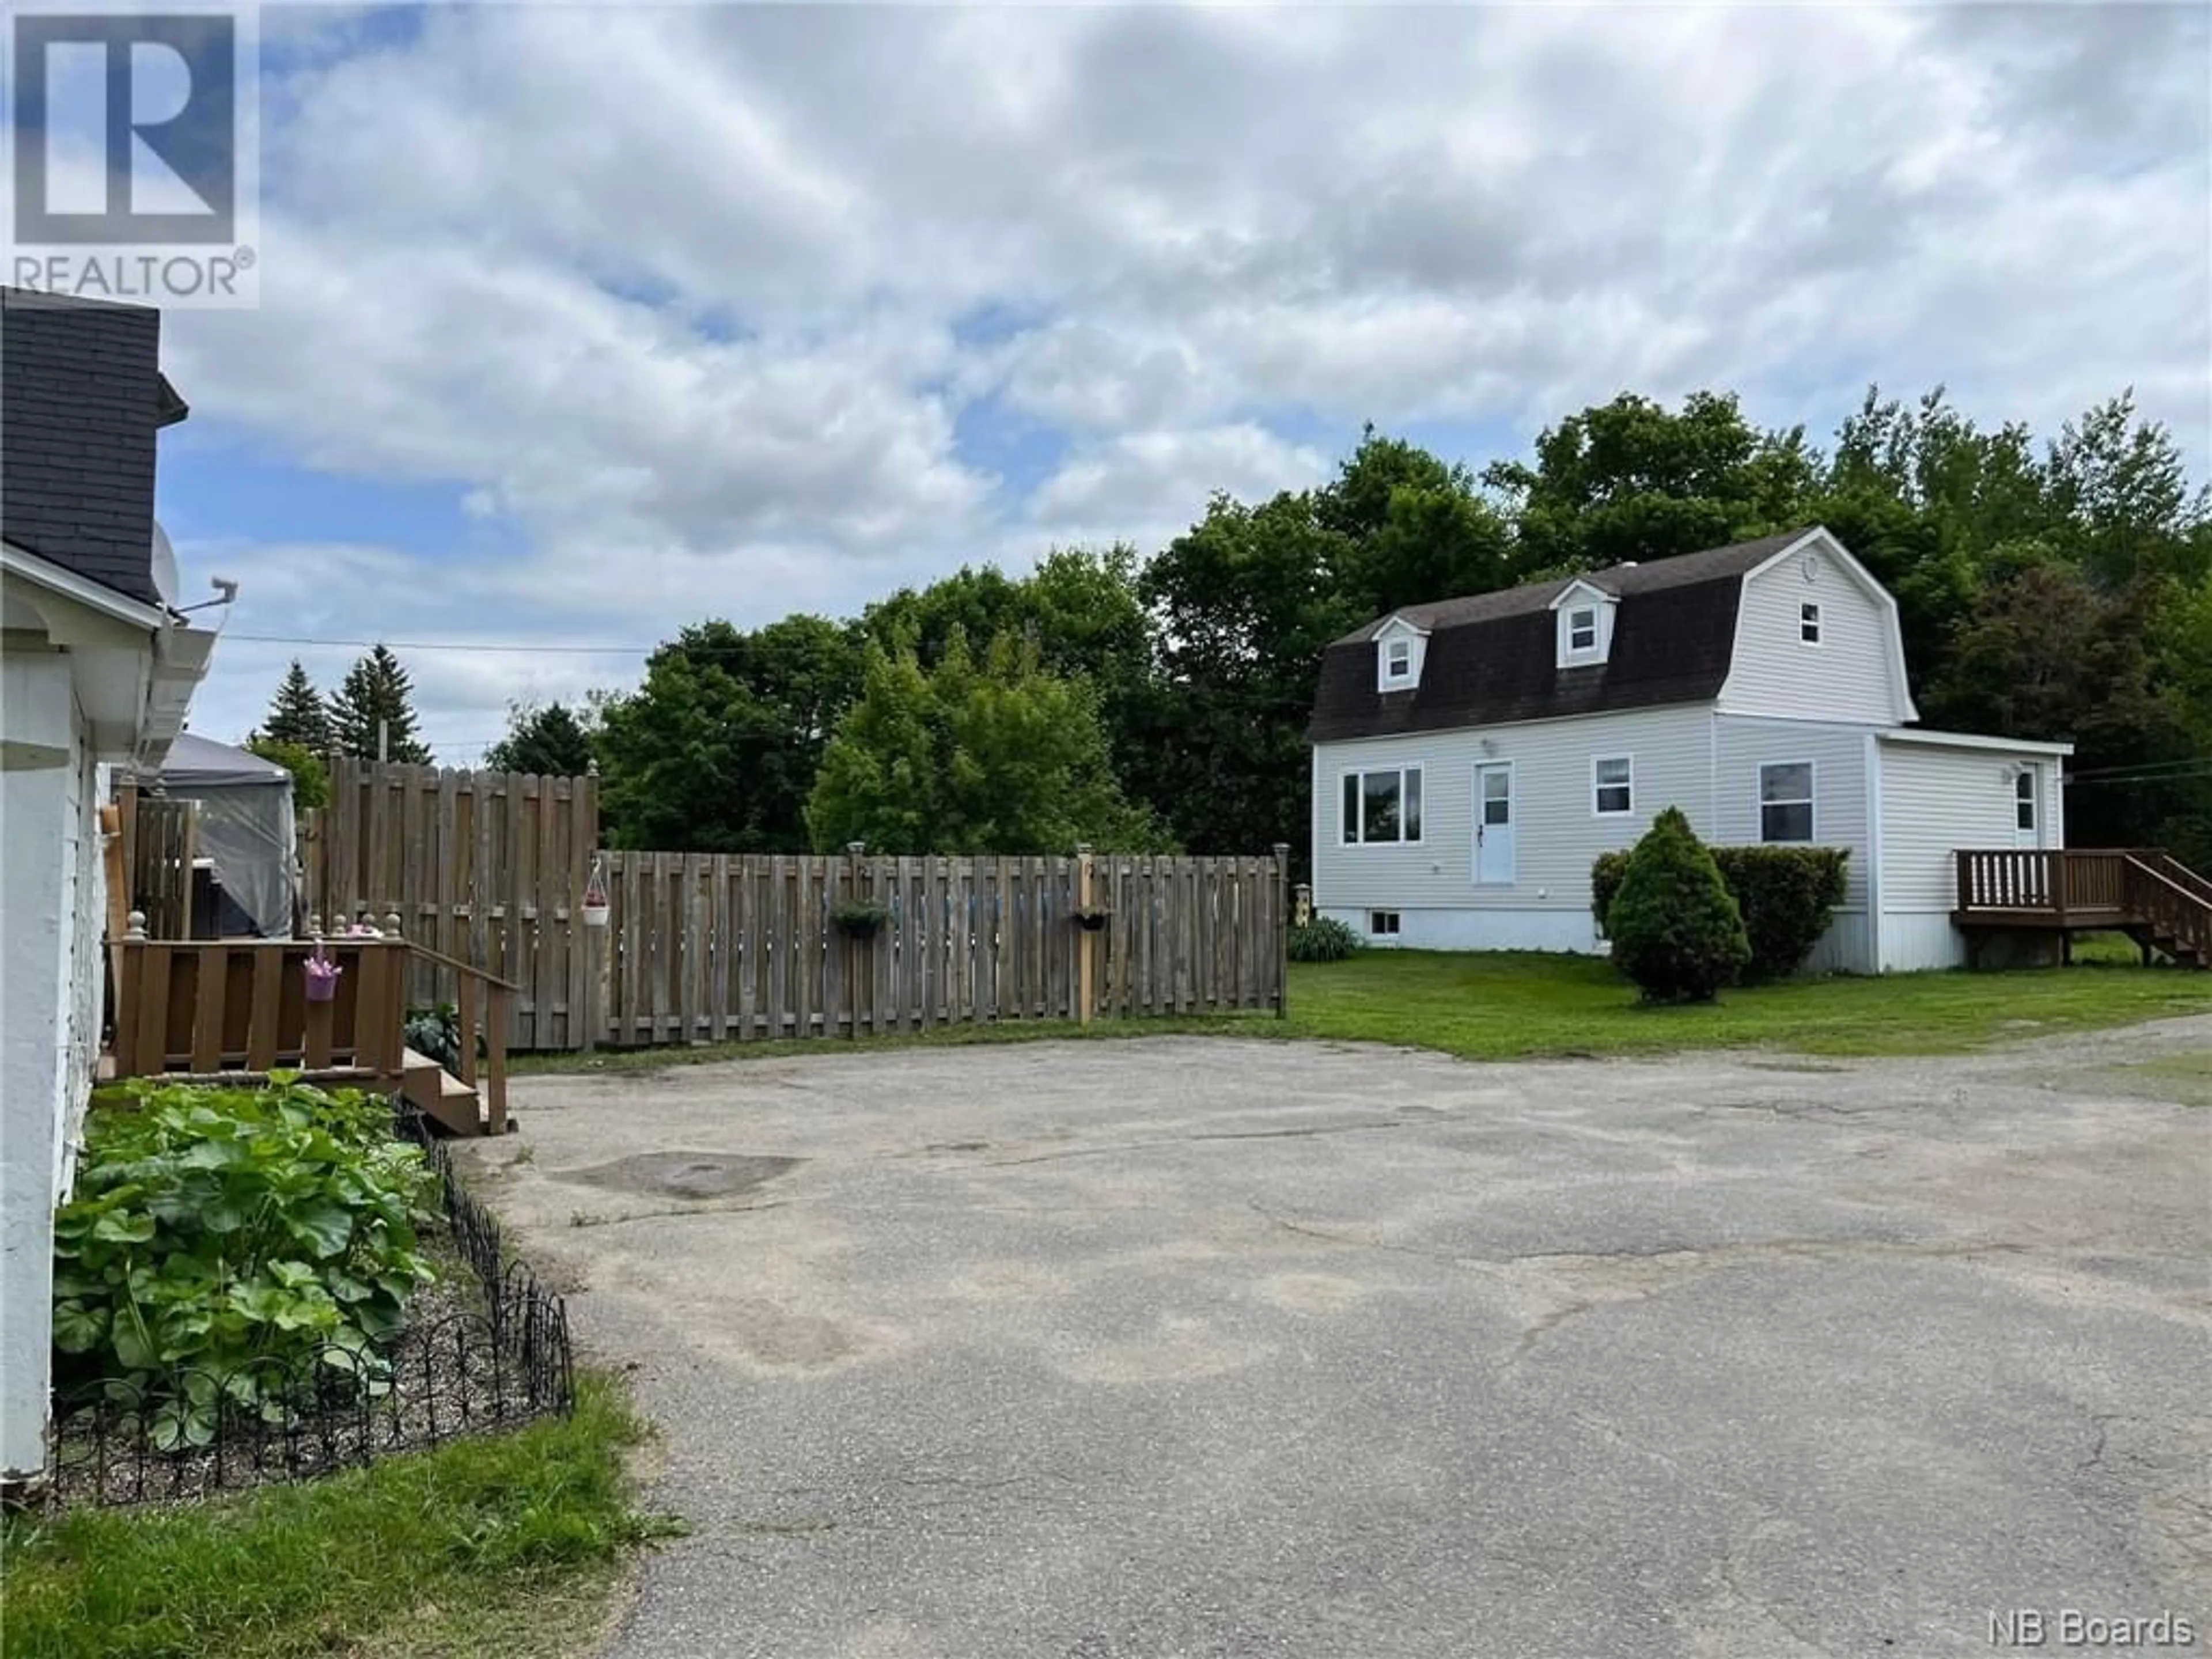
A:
[[1384, 638, 1412, 683], [1568, 608, 1597, 653], [2016, 771, 2036, 832], [1800, 602, 1821, 644], [1340, 766, 1423, 844], [1593, 756, 1633, 816], [1369, 910, 1401, 938], [1759, 762, 1815, 843]]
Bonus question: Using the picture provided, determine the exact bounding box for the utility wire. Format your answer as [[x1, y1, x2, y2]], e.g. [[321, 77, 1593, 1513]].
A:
[[228, 632, 652, 654]]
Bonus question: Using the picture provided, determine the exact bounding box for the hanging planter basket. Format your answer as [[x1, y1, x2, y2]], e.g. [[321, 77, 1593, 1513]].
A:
[[1070, 906, 1112, 932], [831, 900, 889, 940], [582, 853, 611, 929], [303, 950, 343, 1003]]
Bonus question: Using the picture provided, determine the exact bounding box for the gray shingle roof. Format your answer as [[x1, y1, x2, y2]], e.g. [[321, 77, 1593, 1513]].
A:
[[2, 287, 184, 607], [1308, 529, 1819, 742]]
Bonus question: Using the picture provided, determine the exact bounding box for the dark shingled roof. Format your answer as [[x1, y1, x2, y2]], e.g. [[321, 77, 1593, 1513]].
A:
[[2, 287, 186, 607], [1308, 529, 1816, 743]]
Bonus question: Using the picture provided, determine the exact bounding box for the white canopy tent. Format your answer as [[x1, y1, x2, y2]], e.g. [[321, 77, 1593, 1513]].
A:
[[129, 732, 298, 937]]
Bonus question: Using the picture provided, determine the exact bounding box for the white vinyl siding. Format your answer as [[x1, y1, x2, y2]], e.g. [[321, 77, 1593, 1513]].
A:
[[1877, 740, 2066, 914], [1718, 537, 1910, 725], [1310, 704, 1715, 917], [1714, 716, 1871, 910]]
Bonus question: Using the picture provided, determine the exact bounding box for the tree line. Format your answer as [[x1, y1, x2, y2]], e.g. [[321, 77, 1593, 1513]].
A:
[[249, 386, 2212, 870]]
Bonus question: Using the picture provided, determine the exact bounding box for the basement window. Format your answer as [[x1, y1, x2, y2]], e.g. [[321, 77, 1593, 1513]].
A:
[[1369, 911, 1401, 938]]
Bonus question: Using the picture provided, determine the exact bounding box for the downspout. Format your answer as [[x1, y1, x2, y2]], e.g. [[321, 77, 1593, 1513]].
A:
[[1864, 732, 1884, 974]]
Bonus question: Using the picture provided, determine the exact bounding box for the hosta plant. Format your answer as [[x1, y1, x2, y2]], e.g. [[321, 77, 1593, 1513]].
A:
[[51, 1077, 439, 1449]]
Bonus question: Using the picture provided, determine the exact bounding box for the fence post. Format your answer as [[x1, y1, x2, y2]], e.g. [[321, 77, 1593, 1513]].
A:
[[1075, 843, 1094, 1028], [845, 842, 866, 1040], [1273, 843, 1290, 1019]]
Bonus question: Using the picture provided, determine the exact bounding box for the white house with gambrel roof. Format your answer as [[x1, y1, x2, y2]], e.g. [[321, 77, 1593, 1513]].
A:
[[1306, 527, 2077, 974]]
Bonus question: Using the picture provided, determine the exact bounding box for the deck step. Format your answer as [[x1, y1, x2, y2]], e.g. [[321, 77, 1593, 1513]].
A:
[[400, 1045, 486, 1136]]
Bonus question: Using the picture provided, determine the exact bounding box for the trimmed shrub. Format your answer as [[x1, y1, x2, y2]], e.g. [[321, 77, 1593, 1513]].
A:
[[1603, 808, 1751, 1003], [1594, 840, 1849, 982], [1287, 917, 1364, 963]]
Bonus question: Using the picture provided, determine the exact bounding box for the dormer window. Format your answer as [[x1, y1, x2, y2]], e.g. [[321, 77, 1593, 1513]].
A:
[[1549, 579, 1616, 668], [1372, 617, 1428, 692]]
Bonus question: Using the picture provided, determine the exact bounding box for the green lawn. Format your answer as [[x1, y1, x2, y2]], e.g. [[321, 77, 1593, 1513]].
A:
[[1277, 948, 2210, 1059], [516, 948, 2211, 1075], [1, 1377, 671, 1659]]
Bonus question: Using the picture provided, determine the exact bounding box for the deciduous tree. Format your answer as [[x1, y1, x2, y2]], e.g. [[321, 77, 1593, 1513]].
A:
[[806, 628, 1166, 855]]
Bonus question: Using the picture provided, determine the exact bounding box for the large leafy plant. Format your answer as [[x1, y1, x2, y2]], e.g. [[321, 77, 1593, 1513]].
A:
[[52, 1078, 439, 1449], [404, 1001, 463, 1072]]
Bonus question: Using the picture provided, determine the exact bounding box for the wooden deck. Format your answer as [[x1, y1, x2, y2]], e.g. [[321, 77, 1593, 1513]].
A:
[[106, 926, 517, 1134], [1953, 850, 2210, 968]]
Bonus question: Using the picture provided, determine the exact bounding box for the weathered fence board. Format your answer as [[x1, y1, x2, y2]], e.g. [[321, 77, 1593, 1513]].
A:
[[302, 758, 597, 1051], [599, 851, 1285, 1048], [123, 790, 199, 941]]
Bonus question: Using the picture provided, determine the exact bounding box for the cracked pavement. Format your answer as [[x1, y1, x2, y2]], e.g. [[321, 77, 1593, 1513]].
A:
[[468, 1018, 2212, 1658]]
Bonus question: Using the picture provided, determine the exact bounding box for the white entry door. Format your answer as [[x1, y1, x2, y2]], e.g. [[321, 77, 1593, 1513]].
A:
[[1474, 762, 1515, 885], [2013, 766, 2041, 850]]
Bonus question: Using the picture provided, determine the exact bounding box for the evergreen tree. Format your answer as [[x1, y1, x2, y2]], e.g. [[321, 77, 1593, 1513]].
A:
[[328, 645, 433, 764], [257, 660, 332, 753], [484, 700, 596, 777], [1605, 808, 1752, 1003]]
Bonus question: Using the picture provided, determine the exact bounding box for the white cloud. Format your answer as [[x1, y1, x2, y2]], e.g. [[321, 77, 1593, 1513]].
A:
[[155, 1, 2209, 751], [1027, 424, 1334, 554]]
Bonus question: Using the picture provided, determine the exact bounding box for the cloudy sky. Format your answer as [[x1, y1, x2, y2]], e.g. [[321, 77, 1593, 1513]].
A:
[[149, 2, 2210, 762]]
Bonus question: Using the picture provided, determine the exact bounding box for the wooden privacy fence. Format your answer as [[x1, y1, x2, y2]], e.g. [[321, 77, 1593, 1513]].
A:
[[120, 789, 199, 940], [601, 849, 1289, 1047], [302, 757, 599, 1051]]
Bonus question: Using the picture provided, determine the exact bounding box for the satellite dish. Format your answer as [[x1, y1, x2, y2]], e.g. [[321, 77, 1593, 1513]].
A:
[[149, 520, 181, 609]]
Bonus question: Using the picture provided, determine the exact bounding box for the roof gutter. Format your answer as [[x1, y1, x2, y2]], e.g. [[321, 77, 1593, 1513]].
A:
[[1, 537, 168, 630]]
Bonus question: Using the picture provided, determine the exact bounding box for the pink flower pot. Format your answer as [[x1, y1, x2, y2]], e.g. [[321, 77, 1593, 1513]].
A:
[[304, 957, 343, 1003]]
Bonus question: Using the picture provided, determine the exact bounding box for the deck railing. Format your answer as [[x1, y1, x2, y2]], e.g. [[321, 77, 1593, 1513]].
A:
[[1954, 850, 2134, 921], [394, 937, 517, 1136], [1953, 849, 2211, 968], [107, 933, 409, 1083], [2124, 856, 2212, 966]]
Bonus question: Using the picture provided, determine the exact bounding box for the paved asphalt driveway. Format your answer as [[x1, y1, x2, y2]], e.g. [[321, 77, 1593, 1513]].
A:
[[469, 1020, 2212, 1659]]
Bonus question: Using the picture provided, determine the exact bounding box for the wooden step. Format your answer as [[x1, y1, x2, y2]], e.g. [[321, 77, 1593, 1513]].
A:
[[400, 1046, 486, 1137]]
